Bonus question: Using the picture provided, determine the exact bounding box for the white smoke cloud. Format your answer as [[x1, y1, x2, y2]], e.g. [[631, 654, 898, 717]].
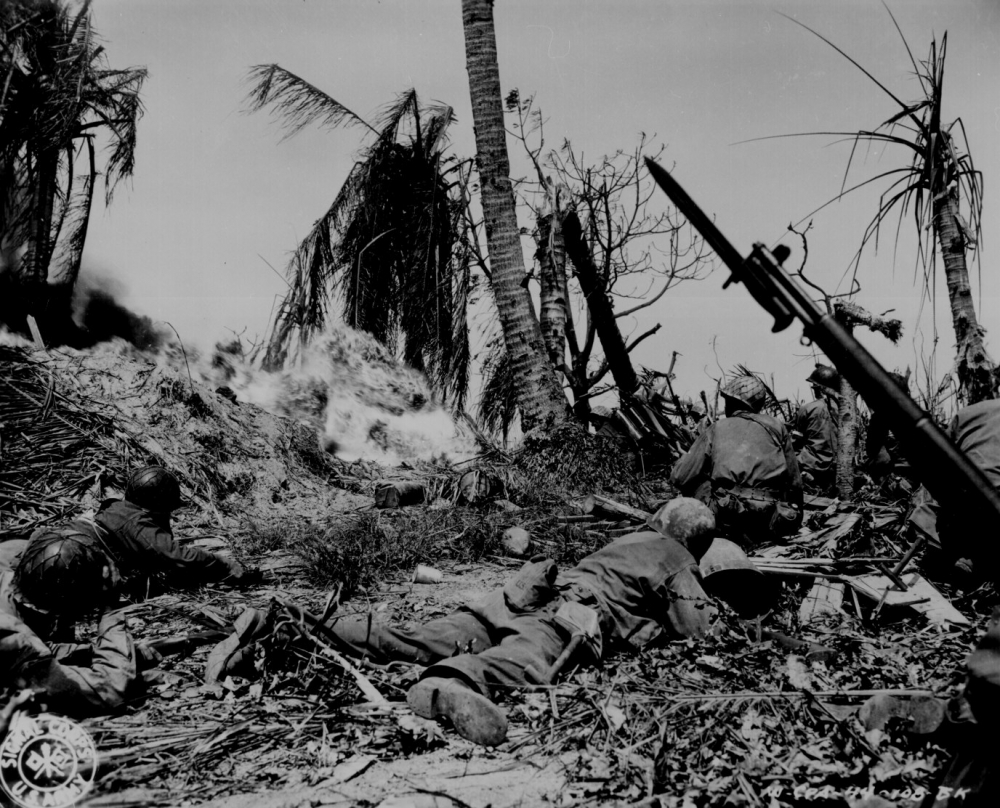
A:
[[208, 323, 478, 466]]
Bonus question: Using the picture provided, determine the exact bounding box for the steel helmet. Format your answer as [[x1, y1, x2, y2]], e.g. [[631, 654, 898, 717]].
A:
[[806, 364, 841, 393], [698, 538, 770, 618], [720, 374, 768, 413], [125, 466, 183, 513], [14, 526, 119, 615], [647, 497, 716, 545]]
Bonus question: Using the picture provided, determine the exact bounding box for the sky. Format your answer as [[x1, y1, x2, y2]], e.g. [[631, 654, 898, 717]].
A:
[[84, 0, 1000, 409]]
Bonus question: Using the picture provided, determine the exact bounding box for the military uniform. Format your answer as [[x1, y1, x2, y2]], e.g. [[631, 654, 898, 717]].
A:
[[908, 400, 1000, 558], [670, 410, 803, 544], [326, 531, 715, 700], [94, 499, 242, 591], [0, 540, 136, 717], [793, 398, 839, 492]]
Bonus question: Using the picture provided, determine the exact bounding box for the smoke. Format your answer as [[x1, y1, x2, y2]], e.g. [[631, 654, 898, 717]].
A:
[[0, 262, 167, 351], [206, 324, 479, 466], [70, 274, 168, 350]]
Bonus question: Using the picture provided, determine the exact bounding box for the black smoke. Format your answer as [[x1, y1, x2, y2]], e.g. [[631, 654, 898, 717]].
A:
[[71, 280, 166, 350], [0, 262, 166, 350]]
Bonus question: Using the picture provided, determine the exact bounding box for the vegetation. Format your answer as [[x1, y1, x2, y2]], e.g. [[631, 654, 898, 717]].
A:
[[780, 10, 993, 403], [245, 70, 475, 408], [497, 91, 710, 428], [460, 0, 570, 432], [0, 0, 146, 342]]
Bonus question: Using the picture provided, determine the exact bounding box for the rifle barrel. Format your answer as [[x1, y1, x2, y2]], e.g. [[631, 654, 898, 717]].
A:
[[646, 158, 1000, 570]]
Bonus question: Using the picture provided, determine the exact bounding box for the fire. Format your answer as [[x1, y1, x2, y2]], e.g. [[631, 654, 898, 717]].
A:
[[209, 324, 478, 466]]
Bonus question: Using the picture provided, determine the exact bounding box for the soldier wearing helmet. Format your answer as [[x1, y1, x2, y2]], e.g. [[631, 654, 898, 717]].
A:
[[907, 398, 1000, 584], [670, 370, 803, 546], [258, 497, 718, 748], [792, 363, 841, 493], [698, 538, 775, 619], [0, 527, 137, 717], [864, 371, 913, 479], [93, 466, 254, 595]]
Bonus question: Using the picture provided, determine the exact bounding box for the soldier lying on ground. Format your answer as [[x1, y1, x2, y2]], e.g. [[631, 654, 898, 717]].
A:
[[91, 466, 257, 596], [211, 499, 766, 748], [0, 528, 137, 717], [671, 373, 804, 547]]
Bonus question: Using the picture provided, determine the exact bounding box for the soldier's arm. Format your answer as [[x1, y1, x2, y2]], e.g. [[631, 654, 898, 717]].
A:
[[4, 610, 137, 717], [659, 567, 717, 639], [133, 517, 244, 583], [670, 428, 713, 495]]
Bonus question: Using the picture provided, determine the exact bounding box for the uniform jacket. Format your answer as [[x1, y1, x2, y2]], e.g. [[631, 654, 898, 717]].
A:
[[793, 398, 839, 485], [0, 543, 136, 717], [557, 530, 716, 648], [670, 410, 803, 503], [909, 400, 1000, 546], [94, 499, 239, 586]]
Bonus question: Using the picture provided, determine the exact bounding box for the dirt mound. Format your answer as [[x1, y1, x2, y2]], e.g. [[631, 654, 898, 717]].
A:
[[0, 339, 365, 540], [208, 324, 479, 466]]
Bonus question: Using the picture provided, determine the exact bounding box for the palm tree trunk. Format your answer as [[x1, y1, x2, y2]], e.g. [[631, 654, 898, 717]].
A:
[[461, 0, 568, 431], [536, 211, 567, 372], [836, 373, 857, 500], [934, 185, 995, 403], [27, 147, 60, 314], [562, 211, 639, 397]]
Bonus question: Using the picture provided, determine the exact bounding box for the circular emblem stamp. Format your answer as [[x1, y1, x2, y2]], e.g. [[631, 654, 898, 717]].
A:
[[0, 713, 97, 808]]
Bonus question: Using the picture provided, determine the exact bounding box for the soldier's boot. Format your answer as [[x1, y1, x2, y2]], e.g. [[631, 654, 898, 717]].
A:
[[406, 676, 507, 747]]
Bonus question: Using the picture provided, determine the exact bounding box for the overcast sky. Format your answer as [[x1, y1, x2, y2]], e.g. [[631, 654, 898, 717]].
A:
[[85, 0, 1000, 407]]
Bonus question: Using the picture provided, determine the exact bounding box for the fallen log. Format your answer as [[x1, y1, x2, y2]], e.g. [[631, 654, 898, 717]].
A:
[[582, 494, 650, 523], [374, 481, 425, 509]]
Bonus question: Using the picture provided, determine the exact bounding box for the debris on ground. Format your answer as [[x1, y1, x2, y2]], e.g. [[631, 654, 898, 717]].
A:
[[1, 340, 994, 807]]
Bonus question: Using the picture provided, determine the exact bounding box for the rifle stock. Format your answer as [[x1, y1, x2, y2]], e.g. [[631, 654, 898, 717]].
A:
[[646, 158, 1000, 572]]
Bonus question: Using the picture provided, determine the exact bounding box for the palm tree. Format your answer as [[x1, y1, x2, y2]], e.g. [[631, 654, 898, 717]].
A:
[[245, 67, 472, 407], [779, 11, 993, 402], [460, 0, 569, 431], [0, 0, 146, 339]]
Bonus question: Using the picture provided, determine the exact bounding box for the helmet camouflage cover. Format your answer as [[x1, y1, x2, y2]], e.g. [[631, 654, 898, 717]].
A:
[[720, 374, 768, 413], [14, 526, 119, 615]]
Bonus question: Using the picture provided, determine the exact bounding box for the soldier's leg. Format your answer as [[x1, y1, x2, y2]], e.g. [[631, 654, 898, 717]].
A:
[[406, 607, 570, 747], [419, 606, 569, 697], [325, 608, 494, 666]]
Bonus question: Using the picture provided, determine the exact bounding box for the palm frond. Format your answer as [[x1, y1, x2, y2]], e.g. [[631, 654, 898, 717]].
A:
[[244, 64, 377, 140], [776, 12, 920, 129], [251, 76, 478, 407]]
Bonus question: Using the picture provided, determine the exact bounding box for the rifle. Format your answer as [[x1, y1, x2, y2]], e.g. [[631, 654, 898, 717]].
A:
[[645, 158, 1000, 574], [137, 629, 229, 669]]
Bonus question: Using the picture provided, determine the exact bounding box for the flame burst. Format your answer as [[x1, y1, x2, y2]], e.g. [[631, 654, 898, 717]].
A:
[[210, 324, 477, 466]]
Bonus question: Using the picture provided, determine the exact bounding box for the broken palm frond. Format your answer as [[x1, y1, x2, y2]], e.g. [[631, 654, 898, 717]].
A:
[[504, 600, 982, 804], [1, 343, 351, 546], [0, 346, 161, 537]]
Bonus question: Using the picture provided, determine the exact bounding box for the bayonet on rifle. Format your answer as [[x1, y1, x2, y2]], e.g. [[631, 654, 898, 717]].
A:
[[645, 158, 1000, 572]]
